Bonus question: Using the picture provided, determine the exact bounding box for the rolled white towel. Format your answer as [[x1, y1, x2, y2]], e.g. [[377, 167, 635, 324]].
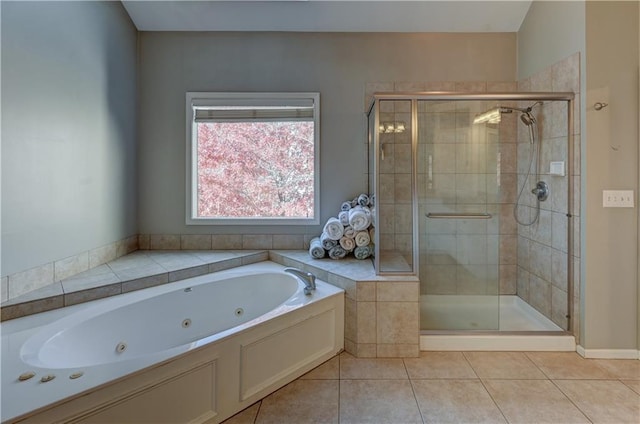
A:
[[339, 236, 355, 252], [355, 230, 371, 247], [368, 193, 375, 207], [323, 217, 344, 240], [349, 206, 371, 231], [340, 201, 352, 211], [357, 193, 369, 207], [328, 245, 347, 260], [354, 245, 372, 260], [344, 225, 356, 239], [309, 237, 326, 259], [320, 231, 337, 250], [338, 210, 350, 226], [370, 206, 376, 227]]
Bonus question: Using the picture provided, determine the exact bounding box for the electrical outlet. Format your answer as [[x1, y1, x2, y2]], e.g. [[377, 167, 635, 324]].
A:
[[602, 190, 635, 208]]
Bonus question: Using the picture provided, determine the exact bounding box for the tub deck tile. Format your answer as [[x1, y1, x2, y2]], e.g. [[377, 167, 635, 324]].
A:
[[1, 294, 64, 321], [121, 272, 169, 293], [145, 250, 206, 271], [64, 283, 122, 306], [61, 265, 121, 293], [168, 264, 210, 282]]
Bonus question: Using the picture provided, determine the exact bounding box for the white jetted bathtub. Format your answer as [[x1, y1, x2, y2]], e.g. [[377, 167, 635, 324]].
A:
[[1, 261, 344, 423]]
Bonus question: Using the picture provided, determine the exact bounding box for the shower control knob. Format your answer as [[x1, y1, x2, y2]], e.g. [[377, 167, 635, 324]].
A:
[[531, 181, 549, 202]]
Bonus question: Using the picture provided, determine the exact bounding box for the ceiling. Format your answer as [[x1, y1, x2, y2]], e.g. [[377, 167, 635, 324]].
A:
[[121, 1, 533, 33]]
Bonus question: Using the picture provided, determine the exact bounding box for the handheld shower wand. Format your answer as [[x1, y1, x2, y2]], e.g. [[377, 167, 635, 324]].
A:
[[505, 102, 546, 226]]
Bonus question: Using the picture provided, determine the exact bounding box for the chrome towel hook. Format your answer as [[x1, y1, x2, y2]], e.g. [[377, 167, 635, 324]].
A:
[[594, 102, 608, 111]]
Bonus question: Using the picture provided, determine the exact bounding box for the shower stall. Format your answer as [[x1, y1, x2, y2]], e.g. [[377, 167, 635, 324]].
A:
[[367, 92, 575, 337]]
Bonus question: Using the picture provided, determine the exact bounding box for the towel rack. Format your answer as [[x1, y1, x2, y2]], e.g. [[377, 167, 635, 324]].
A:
[[426, 212, 492, 219]]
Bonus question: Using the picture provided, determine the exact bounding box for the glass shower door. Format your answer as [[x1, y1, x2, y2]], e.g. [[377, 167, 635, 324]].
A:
[[418, 100, 502, 330]]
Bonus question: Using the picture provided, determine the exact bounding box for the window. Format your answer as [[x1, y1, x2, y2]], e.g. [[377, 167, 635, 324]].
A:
[[186, 92, 320, 225]]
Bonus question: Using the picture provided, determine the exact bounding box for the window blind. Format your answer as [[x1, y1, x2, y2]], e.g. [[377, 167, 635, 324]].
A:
[[192, 97, 316, 122], [194, 106, 314, 122]]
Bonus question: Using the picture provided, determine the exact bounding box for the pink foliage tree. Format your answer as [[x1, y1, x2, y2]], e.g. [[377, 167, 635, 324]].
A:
[[197, 121, 314, 218]]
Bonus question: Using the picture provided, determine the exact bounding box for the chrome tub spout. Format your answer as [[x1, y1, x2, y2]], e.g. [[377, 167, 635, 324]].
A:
[[284, 268, 316, 295]]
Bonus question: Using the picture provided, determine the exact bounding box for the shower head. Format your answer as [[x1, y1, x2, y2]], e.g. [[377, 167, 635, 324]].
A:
[[520, 111, 536, 126], [497, 103, 540, 144], [474, 102, 541, 127], [498, 104, 539, 127]]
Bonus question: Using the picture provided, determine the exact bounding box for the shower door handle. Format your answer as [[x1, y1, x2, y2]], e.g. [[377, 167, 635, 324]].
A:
[[426, 212, 492, 219]]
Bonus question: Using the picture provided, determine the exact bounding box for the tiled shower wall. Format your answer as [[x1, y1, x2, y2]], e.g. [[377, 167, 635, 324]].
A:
[[366, 59, 581, 336], [516, 53, 581, 335], [366, 81, 520, 297]]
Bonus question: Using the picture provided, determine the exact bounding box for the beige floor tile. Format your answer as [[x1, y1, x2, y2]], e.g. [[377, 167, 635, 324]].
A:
[[404, 351, 477, 379], [412, 379, 507, 423], [339, 352, 408, 379], [300, 356, 339, 380], [484, 379, 590, 423], [526, 352, 615, 379], [255, 380, 339, 424], [622, 380, 640, 395], [554, 380, 640, 424], [591, 358, 640, 379], [340, 379, 422, 424], [463, 352, 547, 379], [221, 402, 261, 424]]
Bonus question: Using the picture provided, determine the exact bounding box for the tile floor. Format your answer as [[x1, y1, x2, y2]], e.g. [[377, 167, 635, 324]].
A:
[[223, 351, 640, 424]]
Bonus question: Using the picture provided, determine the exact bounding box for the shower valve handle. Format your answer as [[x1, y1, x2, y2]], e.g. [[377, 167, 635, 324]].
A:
[[531, 181, 549, 202]]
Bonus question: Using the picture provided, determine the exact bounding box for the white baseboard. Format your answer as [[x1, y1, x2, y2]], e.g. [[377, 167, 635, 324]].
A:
[[577, 345, 640, 359], [421, 334, 575, 351]]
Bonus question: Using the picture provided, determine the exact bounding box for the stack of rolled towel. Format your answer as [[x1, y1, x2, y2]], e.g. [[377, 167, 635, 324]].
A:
[[308, 193, 375, 260]]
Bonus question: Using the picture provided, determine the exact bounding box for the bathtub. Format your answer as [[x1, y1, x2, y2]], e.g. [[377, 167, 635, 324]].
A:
[[1, 261, 344, 423]]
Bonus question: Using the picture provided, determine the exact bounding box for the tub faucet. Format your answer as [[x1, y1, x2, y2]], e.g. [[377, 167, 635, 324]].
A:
[[284, 268, 316, 295]]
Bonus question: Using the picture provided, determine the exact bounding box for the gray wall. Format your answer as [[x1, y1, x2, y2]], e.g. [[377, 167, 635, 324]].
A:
[[583, 1, 639, 351], [138, 32, 517, 236], [1, 1, 139, 276], [517, 1, 586, 84]]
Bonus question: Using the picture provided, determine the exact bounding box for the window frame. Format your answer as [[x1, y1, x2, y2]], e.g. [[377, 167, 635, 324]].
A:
[[185, 92, 320, 226]]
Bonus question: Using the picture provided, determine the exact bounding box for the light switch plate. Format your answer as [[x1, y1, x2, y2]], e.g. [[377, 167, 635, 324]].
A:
[[602, 190, 634, 208], [549, 161, 565, 176]]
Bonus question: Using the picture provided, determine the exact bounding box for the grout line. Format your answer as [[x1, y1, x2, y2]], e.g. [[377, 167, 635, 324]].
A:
[[548, 379, 593, 423], [523, 351, 554, 380], [404, 357, 427, 424], [476, 378, 511, 424], [401, 355, 410, 380], [252, 401, 262, 424], [337, 352, 342, 423], [461, 351, 481, 379]]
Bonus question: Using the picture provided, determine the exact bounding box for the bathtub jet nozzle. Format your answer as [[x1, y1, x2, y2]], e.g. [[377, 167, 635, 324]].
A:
[[284, 268, 316, 295], [115, 342, 127, 354]]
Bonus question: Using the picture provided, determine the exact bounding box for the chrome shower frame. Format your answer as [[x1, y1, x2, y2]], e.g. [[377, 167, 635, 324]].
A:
[[366, 91, 575, 333]]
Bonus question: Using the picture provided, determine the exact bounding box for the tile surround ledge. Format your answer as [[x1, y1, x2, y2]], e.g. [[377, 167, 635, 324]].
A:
[[0, 250, 420, 358], [0, 250, 268, 321]]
